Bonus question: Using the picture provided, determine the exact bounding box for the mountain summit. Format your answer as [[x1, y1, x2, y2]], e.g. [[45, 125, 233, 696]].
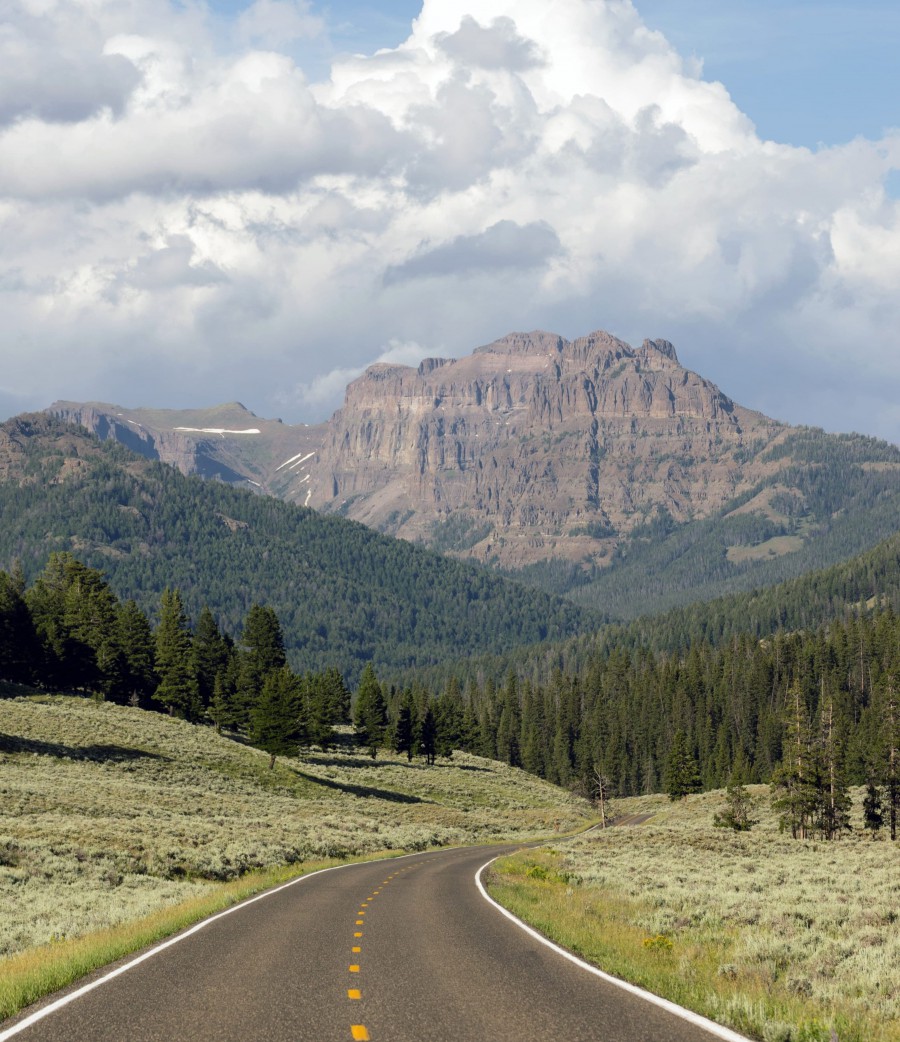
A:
[[304, 329, 780, 566], [47, 328, 899, 594]]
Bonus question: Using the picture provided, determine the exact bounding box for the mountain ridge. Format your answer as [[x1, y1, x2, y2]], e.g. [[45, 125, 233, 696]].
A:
[[0, 413, 597, 682], [44, 327, 900, 614]]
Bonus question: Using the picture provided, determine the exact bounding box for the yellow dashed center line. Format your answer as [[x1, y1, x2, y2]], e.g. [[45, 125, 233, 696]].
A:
[[342, 871, 416, 1041]]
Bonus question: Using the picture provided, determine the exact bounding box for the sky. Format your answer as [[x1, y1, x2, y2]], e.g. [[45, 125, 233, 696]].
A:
[[1, 0, 899, 442]]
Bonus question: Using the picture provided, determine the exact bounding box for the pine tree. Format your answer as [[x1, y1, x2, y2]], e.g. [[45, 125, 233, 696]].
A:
[[354, 664, 388, 758], [117, 600, 157, 708], [322, 666, 352, 725], [192, 607, 229, 710], [771, 680, 818, 838], [879, 677, 900, 840], [713, 759, 759, 831], [236, 604, 287, 726], [420, 704, 438, 765], [863, 779, 884, 839], [249, 666, 307, 768], [434, 678, 464, 759], [664, 729, 701, 801], [241, 604, 287, 674], [392, 690, 417, 761], [590, 765, 614, 827], [25, 553, 113, 692], [816, 681, 852, 840], [154, 588, 200, 720], [208, 667, 240, 734], [0, 567, 38, 684]]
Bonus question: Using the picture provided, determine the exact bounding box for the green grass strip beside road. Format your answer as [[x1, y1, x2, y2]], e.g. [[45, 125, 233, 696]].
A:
[[0, 852, 411, 1024], [486, 850, 889, 1042]]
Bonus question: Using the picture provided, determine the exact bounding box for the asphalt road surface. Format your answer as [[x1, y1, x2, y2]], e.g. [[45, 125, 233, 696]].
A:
[[2, 843, 746, 1042]]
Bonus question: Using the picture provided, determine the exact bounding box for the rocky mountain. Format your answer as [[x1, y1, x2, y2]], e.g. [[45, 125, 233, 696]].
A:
[[0, 414, 595, 680], [308, 330, 788, 567], [47, 328, 900, 608], [48, 400, 325, 501]]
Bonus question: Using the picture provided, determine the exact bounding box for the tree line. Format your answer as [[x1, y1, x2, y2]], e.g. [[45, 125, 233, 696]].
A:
[[0, 552, 461, 768], [3, 552, 898, 833], [0, 415, 595, 685], [435, 607, 900, 839]]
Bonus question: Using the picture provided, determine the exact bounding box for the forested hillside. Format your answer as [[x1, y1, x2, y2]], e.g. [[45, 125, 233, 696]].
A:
[[412, 529, 900, 691], [442, 609, 900, 823], [514, 428, 900, 617], [0, 415, 597, 679]]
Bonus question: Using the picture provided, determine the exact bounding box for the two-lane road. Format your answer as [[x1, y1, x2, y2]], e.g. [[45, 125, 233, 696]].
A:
[[2, 844, 746, 1042]]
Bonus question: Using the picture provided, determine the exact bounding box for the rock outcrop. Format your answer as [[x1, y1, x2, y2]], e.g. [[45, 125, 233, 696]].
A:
[[303, 330, 784, 565], [45, 329, 789, 568], [48, 401, 326, 497]]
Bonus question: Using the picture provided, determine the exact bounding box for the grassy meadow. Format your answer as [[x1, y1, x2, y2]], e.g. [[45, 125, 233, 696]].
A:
[[0, 694, 591, 1018], [487, 789, 900, 1042]]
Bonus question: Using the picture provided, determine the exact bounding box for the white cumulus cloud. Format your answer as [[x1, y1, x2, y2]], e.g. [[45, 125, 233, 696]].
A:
[[0, 0, 898, 442]]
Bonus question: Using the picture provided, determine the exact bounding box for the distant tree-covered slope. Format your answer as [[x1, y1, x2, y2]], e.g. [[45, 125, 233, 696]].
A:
[[0, 415, 600, 681], [511, 428, 900, 617], [410, 528, 900, 691]]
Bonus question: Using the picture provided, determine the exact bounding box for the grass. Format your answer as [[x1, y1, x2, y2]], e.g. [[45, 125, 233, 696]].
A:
[[726, 535, 806, 563], [486, 790, 900, 1042], [0, 694, 592, 1021]]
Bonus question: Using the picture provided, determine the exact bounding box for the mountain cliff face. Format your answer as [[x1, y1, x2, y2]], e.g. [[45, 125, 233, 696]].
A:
[[304, 330, 785, 566], [47, 328, 900, 581]]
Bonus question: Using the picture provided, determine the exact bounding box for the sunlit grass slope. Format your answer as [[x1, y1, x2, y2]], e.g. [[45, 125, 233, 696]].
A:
[[0, 695, 591, 1018], [488, 790, 899, 1042]]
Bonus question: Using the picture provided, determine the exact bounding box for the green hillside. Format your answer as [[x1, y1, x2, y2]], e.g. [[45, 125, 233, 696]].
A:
[[409, 528, 900, 692], [512, 428, 900, 617], [0, 415, 599, 681]]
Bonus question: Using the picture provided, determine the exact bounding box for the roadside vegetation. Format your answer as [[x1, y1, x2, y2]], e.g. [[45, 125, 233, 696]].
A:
[[0, 695, 591, 1019], [487, 790, 900, 1042]]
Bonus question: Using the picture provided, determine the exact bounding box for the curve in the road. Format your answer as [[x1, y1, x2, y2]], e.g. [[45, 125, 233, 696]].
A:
[[1, 843, 753, 1042]]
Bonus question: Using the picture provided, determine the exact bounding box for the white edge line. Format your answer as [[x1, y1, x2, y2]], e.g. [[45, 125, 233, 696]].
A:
[[0, 849, 425, 1041], [474, 855, 752, 1042]]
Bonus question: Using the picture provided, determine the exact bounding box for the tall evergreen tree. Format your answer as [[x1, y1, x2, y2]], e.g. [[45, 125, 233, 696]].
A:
[[116, 599, 157, 707], [878, 676, 900, 840], [154, 588, 200, 720], [25, 553, 111, 691], [208, 657, 241, 734], [420, 704, 438, 765], [0, 567, 38, 684], [354, 664, 388, 758], [322, 666, 352, 725], [249, 666, 307, 768], [496, 687, 522, 768], [434, 678, 464, 759], [863, 779, 884, 839], [192, 607, 230, 710], [664, 729, 701, 801], [235, 604, 288, 725], [816, 681, 852, 840], [241, 604, 287, 674], [771, 680, 818, 838], [392, 689, 417, 761]]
